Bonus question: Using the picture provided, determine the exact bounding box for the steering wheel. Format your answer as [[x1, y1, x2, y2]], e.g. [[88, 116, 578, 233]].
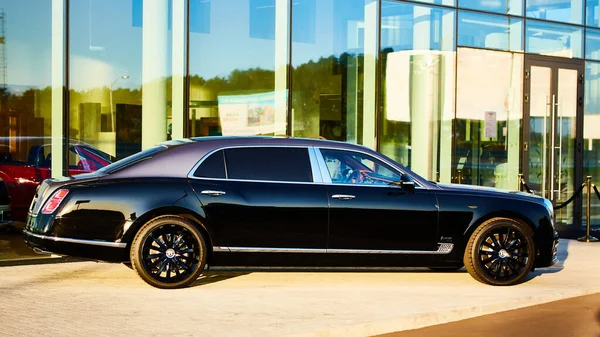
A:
[[346, 169, 365, 184]]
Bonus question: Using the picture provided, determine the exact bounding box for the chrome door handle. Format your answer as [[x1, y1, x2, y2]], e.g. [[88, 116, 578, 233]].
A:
[[332, 194, 355, 200], [201, 190, 226, 197]]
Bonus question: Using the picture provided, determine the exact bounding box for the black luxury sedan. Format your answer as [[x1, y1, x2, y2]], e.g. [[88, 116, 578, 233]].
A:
[[23, 137, 559, 289]]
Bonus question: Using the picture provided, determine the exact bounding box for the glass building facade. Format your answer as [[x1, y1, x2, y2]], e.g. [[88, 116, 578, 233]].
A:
[[1, 0, 600, 260]]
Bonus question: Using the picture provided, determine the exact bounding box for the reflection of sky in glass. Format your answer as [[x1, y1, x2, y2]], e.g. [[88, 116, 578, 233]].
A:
[[0, 0, 51, 90], [4, 0, 600, 91], [526, 0, 584, 25]]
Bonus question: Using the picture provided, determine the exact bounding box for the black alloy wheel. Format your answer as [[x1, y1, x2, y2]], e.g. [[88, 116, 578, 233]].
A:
[[131, 215, 207, 289], [464, 218, 535, 286]]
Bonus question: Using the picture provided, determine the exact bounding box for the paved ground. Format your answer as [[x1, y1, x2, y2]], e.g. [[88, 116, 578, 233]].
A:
[[377, 293, 600, 337], [0, 239, 599, 337]]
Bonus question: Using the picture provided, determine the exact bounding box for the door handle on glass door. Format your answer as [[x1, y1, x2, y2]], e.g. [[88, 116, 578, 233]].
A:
[[332, 194, 355, 200], [201, 190, 226, 197]]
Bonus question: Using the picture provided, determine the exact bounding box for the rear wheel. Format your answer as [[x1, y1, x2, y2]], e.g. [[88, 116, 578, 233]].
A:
[[130, 215, 207, 289], [464, 218, 535, 286]]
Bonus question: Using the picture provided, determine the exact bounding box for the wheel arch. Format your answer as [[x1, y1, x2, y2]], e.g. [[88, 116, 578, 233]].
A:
[[121, 206, 215, 262], [461, 211, 539, 257]]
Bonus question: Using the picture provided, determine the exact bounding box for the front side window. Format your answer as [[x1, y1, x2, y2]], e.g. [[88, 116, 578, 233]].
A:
[[225, 147, 313, 182], [320, 149, 402, 185]]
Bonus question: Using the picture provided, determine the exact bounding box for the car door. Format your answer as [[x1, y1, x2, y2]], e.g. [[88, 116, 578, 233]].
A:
[[188, 146, 329, 250], [318, 148, 439, 252]]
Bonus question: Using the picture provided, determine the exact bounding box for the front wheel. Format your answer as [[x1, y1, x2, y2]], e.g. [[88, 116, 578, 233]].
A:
[[464, 218, 535, 286], [130, 215, 207, 289]]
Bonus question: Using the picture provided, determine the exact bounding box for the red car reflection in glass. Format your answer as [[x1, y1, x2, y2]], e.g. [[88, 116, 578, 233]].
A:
[[0, 138, 113, 223]]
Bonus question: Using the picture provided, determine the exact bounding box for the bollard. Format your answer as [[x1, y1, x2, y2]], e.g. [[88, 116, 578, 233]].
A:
[[457, 170, 463, 185], [518, 173, 523, 192], [578, 176, 598, 242]]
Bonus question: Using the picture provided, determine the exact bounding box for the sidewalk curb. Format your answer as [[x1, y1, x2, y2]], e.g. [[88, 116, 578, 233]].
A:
[[285, 289, 600, 337]]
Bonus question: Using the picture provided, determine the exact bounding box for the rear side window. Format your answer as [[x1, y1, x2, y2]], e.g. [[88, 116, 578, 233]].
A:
[[225, 147, 313, 182], [193, 150, 226, 179]]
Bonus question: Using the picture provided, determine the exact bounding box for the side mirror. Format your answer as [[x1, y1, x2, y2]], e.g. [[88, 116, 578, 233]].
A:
[[400, 181, 415, 193]]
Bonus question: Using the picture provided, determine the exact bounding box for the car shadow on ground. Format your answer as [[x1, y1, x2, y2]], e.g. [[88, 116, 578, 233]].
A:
[[190, 271, 251, 287]]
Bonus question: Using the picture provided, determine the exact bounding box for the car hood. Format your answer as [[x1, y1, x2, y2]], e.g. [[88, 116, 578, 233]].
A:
[[436, 183, 545, 203]]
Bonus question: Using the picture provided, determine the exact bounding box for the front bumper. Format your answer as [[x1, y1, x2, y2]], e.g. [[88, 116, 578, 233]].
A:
[[535, 231, 560, 268]]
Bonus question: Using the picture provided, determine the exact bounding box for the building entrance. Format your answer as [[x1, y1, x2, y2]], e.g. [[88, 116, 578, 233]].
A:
[[523, 55, 584, 228]]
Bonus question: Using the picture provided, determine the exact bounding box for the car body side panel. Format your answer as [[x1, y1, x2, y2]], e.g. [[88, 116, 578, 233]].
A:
[[189, 179, 329, 248], [435, 189, 555, 265], [41, 179, 198, 243], [327, 186, 439, 251]]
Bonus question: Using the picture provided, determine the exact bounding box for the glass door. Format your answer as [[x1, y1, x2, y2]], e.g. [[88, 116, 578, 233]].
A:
[[523, 56, 584, 227]]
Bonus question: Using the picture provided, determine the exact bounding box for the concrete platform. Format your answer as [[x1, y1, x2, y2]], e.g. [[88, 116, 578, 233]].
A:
[[0, 239, 598, 337]]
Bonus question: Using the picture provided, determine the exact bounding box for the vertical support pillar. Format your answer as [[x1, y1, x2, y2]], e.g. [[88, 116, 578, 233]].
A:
[[410, 7, 434, 179], [142, 0, 168, 149], [171, 0, 186, 140], [362, 0, 378, 149], [274, 0, 290, 136], [51, 0, 65, 178]]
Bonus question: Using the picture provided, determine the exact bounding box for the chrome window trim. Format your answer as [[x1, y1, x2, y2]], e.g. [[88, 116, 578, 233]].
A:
[[213, 243, 454, 255], [314, 146, 425, 189], [307, 147, 324, 183], [314, 148, 333, 184], [24, 230, 127, 248], [187, 145, 318, 184]]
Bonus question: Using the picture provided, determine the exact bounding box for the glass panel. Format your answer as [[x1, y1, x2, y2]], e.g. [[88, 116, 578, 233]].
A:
[[189, 0, 286, 137], [586, 28, 600, 60], [527, 66, 551, 197], [587, 0, 600, 27], [527, 0, 584, 25], [320, 149, 402, 185], [379, 1, 455, 183], [410, 0, 455, 8], [455, 48, 523, 189], [0, 0, 53, 261], [291, 0, 375, 144], [459, 0, 523, 16], [458, 11, 523, 52], [583, 61, 600, 226], [193, 150, 226, 179], [225, 148, 312, 182], [70, 0, 173, 161], [554, 68, 578, 226], [526, 20, 583, 58]]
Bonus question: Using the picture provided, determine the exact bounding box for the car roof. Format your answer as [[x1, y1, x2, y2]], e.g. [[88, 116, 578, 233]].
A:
[[108, 136, 384, 180]]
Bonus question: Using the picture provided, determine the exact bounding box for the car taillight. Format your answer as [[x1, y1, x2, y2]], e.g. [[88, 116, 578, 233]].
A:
[[41, 189, 69, 214]]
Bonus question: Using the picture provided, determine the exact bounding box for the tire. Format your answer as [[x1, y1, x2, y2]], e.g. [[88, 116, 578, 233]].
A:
[[130, 215, 207, 289], [464, 217, 535, 286], [428, 265, 463, 272]]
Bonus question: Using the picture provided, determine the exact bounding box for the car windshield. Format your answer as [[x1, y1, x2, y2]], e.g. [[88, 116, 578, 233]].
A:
[[98, 145, 167, 174]]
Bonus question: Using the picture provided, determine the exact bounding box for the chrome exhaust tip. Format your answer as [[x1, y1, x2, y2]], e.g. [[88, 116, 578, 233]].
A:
[[32, 247, 52, 255]]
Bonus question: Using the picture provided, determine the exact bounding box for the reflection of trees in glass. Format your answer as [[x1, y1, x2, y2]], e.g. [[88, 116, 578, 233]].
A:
[[1, 54, 355, 139], [0, 87, 52, 138]]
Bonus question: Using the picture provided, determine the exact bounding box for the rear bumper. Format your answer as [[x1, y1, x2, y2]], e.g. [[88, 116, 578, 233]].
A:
[[24, 230, 128, 262]]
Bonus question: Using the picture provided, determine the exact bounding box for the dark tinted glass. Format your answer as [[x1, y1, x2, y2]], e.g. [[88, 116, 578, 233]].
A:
[[194, 150, 226, 179], [225, 147, 312, 182]]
